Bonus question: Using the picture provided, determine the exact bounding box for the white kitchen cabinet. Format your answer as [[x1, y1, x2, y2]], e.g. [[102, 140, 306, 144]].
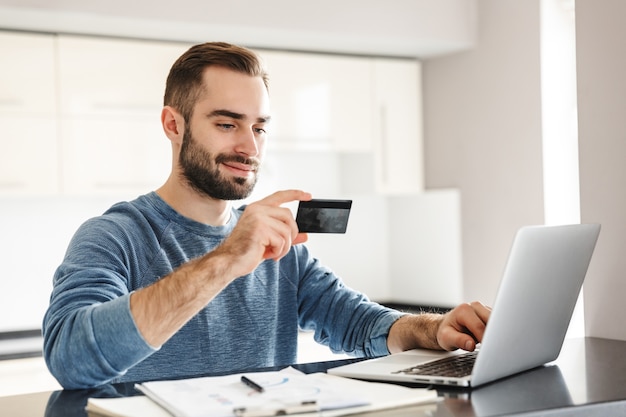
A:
[[60, 117, 171, 195], [1, 31, 424, 198], [0, 116, 60, 195], [259, 50, 374, 152], [0, 32, 59, 195], [372, 59, 424, 194], [56, 35, 190, 195], [57, 35, 189, 117], [259, 50, 423, 194], [0, 31, 57, 115]]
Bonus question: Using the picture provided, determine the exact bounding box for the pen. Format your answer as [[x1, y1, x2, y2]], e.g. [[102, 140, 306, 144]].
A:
[[241, 375, 265, 393], [234, 400, 319, 417]]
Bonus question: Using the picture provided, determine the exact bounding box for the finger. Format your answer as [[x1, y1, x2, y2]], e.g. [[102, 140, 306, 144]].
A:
[[438, 303, 489, 351], [458, 334, 478, 352], [458, 303, 489, 342], [261, 214, 299, 260], [464, 302, 490, 341], [293, 232, 308, 245], [471, 301, 492, 324], [272, 205, 311, 247], [259, 189, 312, 207], [438, 325, 476, 352]]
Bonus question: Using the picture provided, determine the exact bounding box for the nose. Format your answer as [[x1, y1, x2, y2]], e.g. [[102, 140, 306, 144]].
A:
[[234, 128, 260, 157]]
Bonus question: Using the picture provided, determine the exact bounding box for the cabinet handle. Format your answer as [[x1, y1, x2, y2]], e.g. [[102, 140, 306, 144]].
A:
[[0, 181, 25, 189], [91, 102, 157, 112], [0, 98, 24, 108], [93, 182, 155, 189]]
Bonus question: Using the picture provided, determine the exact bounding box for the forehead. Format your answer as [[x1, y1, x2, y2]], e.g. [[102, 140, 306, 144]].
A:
[[196, 66, 270, 117]]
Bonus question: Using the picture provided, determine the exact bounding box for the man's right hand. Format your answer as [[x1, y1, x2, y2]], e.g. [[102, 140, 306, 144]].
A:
[[212, 189, 312, 280]]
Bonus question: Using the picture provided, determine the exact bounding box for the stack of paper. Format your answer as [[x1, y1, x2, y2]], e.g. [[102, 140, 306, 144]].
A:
[[86, 367, 438, 417]]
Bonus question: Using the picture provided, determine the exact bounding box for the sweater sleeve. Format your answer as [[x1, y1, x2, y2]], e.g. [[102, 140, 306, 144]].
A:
[[294, 245, 405, 357], [42, 218, 157, 389]]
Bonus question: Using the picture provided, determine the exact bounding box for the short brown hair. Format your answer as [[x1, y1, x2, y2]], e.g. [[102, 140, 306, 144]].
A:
[[164, 42, 268, 122]]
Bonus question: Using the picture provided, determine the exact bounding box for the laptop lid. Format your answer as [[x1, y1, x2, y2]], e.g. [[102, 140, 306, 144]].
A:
[[328, 223, 601, 388]]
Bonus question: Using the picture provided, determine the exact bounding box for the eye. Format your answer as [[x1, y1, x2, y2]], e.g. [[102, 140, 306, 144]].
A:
[[216, 123, 236, 131], [254, 127, 267, 135]]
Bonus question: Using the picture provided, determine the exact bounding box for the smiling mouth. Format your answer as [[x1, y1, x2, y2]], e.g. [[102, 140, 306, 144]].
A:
[[222, 161, 257, 177], [216, 154, 260, 177]]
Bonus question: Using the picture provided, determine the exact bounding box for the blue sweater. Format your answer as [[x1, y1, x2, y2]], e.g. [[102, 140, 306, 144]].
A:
[[43, 192, 402, 389]]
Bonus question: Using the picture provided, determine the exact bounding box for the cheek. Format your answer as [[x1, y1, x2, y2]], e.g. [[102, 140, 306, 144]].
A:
[[257, 141, 267, 161]]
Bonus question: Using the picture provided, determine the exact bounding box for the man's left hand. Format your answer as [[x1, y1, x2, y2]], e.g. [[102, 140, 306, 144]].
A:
[[437, 301, 491, 351]]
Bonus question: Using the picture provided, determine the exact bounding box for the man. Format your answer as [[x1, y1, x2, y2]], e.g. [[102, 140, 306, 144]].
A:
[[43, 42, 490, 389]]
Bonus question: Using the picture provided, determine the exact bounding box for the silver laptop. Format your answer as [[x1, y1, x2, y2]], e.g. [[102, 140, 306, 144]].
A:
[[329, 224, 601, 388]]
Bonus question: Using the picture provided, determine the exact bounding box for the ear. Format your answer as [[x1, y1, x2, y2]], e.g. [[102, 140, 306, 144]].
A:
[[161, 106, 185, 144]]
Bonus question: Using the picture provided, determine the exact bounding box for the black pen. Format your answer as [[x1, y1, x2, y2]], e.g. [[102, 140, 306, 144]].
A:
[[241, 375, 265, 393]]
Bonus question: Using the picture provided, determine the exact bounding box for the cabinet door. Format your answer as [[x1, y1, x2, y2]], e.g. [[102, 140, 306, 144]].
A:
[[0, 31, 57, 115], [0, 32, 59, 195], [259, 50, 374, 152], [0, 116, 59, 195], [57, 36, 189, 195], [373, 59, 424, 194], [57, 35, 190, 116], [60, 117, 171, 196]]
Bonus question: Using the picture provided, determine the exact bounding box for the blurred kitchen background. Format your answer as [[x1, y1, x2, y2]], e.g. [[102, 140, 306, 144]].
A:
[[1, 0, 625, 395]]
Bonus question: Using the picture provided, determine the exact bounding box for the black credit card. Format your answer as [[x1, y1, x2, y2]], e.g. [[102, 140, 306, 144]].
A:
[[295, 199, 352, 233]]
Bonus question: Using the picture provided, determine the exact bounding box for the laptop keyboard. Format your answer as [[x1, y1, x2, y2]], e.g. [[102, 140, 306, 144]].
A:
[[394, 351, 478, 378]]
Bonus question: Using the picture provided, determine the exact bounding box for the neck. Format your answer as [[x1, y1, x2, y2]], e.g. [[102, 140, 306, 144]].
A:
[[156, 176, 232, 226]]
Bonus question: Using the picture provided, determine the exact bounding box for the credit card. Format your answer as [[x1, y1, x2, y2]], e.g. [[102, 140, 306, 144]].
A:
[[295, 199, 352, 233]]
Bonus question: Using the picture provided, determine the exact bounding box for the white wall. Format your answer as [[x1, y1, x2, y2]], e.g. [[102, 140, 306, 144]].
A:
[[423, 0, 626, 343], [422, 0, 545, 304], [576, 0, 626, 341]]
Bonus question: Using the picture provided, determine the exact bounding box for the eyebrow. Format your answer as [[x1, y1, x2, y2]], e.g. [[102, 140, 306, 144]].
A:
[[208, 109, 271, 123]]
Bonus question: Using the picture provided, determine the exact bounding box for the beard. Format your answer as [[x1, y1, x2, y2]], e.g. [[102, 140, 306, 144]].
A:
[[178, 127, 260, 200]]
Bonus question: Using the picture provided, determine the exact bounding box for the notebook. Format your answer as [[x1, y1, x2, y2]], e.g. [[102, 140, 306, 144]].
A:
[[328, 223, 601, 388]]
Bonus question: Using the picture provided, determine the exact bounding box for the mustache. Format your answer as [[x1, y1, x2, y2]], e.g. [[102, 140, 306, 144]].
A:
[[214, 154, 261, 170]]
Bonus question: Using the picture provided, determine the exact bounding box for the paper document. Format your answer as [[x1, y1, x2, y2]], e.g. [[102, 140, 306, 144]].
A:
[[86, 396, 172, 417], [87, 367, 438, 417]]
